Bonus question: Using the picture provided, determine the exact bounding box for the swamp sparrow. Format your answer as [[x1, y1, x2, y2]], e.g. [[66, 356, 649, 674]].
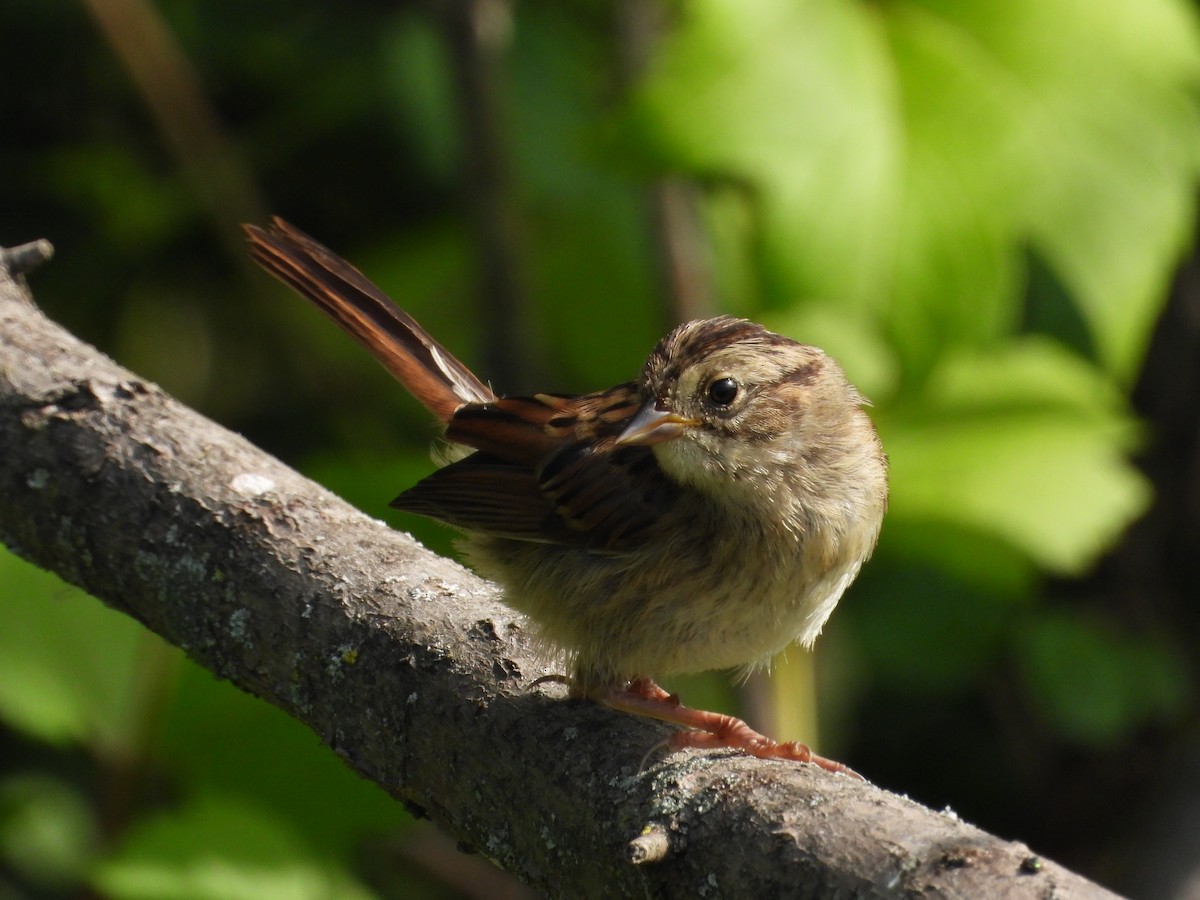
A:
[[245, 218, 887, 776]]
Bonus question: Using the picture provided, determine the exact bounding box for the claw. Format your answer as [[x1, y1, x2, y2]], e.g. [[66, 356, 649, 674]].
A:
[[678, 733, 863, 779], [598, 681, 864, 780], [529, 673, 573, 690], [625, 677, 679, 705]]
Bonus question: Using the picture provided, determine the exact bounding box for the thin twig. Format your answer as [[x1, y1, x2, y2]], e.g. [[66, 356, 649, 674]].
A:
[[0, 239, 55, 276]]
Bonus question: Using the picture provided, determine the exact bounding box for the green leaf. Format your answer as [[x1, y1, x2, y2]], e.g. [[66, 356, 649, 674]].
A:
[[91, 794, 375, 900], [851, 554, 1018, 692], [919, 0, 1200, 380], [381, 13, 460, 184], [1015, 611, 1191, 744], [634, 0, 901, 314], [39, 143, 192, 252], [870, 520, 1039, 600], [879, 340, 1150, 573], [510, 9, 663, 385], [0, 773, 99, 890], [630, 0, 1200, 380], [158, 660, 403, 858], [0, 549, 149, 751], [882, 3, 1029, 366], [762, 303, 900, 402]]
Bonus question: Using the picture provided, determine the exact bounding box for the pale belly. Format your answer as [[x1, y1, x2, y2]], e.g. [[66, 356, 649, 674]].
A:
[[464, 511, 867, 689]]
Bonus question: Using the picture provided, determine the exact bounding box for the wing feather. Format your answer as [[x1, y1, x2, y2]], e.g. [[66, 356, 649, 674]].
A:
[[393, 387, 677, 551]]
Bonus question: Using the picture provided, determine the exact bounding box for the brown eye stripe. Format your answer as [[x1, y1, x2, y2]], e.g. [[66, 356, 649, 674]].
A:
[[785, 359, 823, 385]]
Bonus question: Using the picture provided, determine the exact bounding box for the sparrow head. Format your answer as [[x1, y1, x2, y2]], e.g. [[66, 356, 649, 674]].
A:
[[619, 317, 881, 511]]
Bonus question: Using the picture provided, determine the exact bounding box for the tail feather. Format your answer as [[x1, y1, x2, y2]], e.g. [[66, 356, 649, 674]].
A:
[[244, 217, 494, 422]]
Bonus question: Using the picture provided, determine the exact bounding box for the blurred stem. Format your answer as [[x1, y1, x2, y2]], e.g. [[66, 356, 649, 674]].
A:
[[81, 0, 267, 260], [649, 178, 719, 323], [616, 0, 717, 326], [742, 652, 820, 752], [383, 825, 535, 900], [97, 632, 181, 843], [434, 0, 534, 390]]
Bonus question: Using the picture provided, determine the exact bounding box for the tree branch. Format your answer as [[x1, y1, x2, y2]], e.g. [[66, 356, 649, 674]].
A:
[[0, 250, 1119, 898]]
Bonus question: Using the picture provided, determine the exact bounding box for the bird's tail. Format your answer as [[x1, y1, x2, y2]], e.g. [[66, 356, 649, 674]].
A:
[[244, 217, 495, 422]]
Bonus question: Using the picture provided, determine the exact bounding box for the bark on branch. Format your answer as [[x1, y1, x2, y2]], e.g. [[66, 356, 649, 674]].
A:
[[0, 251, 1120, 899]]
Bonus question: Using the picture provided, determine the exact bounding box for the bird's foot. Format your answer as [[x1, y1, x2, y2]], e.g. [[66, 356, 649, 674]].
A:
[[532, 674, 682, 704], [623, 676, 680, 705], [599, 683, 862, 779], [529, 673, 574, 692]]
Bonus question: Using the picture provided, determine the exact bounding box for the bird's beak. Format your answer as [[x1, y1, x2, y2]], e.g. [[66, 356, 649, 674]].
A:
[[615, 402, 700, 446]]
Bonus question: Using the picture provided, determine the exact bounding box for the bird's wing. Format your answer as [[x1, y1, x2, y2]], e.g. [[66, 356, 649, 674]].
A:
[[391, 387, 678, 551]]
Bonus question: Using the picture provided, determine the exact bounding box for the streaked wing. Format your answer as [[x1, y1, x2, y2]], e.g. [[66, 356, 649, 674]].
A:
[[537, 439, 678, 549], [392, 386, 679, 551], [444, 384, 638, 463], [247, 218, 678, 551], [390, 454, 560, 542]]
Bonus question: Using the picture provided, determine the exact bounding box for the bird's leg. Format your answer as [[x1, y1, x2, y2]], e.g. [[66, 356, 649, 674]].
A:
[[532, 673, 681, 703], [623, 676, 680, 705], [598, 681, 862, 779]]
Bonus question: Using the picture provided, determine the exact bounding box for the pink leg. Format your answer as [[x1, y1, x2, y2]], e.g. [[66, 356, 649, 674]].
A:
[[624, 676, 679, 705], [599, 680, 862, 779]]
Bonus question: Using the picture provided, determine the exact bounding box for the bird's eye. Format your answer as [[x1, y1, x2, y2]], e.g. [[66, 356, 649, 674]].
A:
[[707, 376, 739, 407]]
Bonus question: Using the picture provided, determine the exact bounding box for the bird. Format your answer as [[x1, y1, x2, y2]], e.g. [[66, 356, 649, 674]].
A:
[[245, 217, 887, 776]]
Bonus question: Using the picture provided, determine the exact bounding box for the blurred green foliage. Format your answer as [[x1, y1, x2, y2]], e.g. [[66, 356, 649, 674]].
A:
[[2, 0, 1199, 896]]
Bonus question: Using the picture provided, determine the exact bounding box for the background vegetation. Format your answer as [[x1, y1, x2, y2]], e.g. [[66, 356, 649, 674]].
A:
[[3, 0, 1199, 896]]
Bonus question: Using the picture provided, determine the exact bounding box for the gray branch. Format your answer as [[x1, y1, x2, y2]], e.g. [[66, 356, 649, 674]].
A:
[[0, 251, 1121, 899]]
